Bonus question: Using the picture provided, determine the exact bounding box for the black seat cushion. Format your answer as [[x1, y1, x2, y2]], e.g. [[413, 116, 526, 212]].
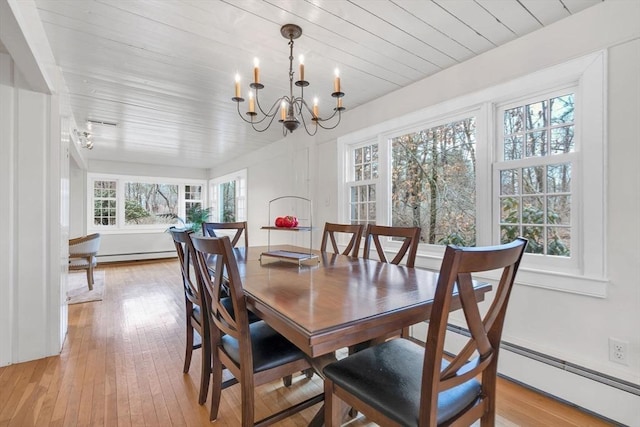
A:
[[323, 339, 481, 426], [221, 321, 307, 373]]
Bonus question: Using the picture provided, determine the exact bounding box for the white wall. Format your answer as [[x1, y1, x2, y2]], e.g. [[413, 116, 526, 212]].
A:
[[0, 53, 66, 364], [226, 2, 640, 424]]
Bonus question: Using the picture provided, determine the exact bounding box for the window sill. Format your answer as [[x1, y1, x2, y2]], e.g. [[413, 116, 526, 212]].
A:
[[414, 251, 607, 298]]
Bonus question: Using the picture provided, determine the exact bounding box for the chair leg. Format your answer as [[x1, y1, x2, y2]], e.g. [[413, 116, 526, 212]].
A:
[[324, 379, 342, 427], [209, 352, 223, 421], [241, 373, 255, 427], [184, 323, 193, 373], [282, 374, 293, 387], [304, 368, 314, 379], [86, 264, 94, 291], [198, 331, 211, 405]]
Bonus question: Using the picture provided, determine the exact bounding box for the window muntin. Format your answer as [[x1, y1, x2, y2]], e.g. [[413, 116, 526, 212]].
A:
[[390, 117, 476, 246], [93, 180, 117, 226]]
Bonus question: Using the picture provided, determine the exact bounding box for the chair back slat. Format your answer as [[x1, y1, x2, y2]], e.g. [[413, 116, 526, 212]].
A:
[[202, 221, 248, 248], [419, 237, 527, 425], [363, 224, 421, 267], [168, 228, 201, 307], [320, 223, 364, 257]]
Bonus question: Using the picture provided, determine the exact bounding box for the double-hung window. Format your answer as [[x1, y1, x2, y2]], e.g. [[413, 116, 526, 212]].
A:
[[496, 91, 576, 261], [338, 51, 606, 295], [209, 169, 247, 222]]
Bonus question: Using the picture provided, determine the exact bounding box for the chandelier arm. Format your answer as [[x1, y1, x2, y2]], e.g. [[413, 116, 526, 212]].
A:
[[254, 87, 276, 117], [315, 110, 342, 130], [300, 112, 319, 136], [250, 109, 284, 132]]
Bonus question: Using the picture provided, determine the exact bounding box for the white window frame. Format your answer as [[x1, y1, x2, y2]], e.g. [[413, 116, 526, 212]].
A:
[[209, 169, 247, 222], [338, 51, 607, 296], [87, 173, 207, 233]]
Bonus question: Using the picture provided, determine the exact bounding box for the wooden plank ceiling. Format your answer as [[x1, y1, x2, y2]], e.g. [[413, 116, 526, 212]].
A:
[[33, 0, 602, 169]]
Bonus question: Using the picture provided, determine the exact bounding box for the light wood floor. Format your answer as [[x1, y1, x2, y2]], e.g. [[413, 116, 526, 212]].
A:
[[0, 259, 612, 427]]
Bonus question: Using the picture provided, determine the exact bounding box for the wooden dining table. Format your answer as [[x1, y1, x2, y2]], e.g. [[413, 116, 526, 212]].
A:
[[226, 245, 492, 426], [233, 245, 492, 358]]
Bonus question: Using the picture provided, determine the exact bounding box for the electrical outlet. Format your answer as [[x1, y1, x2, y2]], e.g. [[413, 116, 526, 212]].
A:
[[609, 338, 628, 365]]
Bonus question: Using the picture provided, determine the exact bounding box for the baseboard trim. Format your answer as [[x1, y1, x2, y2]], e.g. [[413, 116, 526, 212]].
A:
[[445, 323, 639, 396], [97, 251, 176, 263]]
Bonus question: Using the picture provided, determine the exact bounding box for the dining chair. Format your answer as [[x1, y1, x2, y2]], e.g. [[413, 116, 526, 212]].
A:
[[169, 227, 212, 405], [191, 235, 322, 425], [323, 237, 528, 427], [68, 233, 101, 290], [361, 224, 421, 340], [202, 221, 249, 247], [362, 224, 421, 268], [320, 222, 365, 257]]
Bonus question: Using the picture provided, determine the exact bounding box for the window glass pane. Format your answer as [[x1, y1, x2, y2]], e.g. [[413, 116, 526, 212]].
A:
[[547, 163, 571, 193], [220, 181, 236, 222], [371, 145, 379, 179], [523, 226, 544, 254], [504, 135, 523, 160], [522, 196, 544, 224], [368, 184, 376, 201], [550, 126, 574, 154], [526, 100, 547, 130], [547, 195, 570, 225], [355, 165, 363, 181], [547, 227, 571, 256], [522, 166, 544, 194], [354, 147, 362, 164], [550, 94, 574, 125], [391, 117, 476, 246], [500, 225, 520, 244], [500, 197, 519, 224], [526, 131, 546, 157], [124, 183, 178, 225], [504, 106, 524, 135], [500, 169, 519, 195]]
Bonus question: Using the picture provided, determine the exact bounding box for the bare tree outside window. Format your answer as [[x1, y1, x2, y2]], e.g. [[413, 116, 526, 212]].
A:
[[391, 117, 477, 246], [124, 183, 179, 225], [221, 180, 236, 222]]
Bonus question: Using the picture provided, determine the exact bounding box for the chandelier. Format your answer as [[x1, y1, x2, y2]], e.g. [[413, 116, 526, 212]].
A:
[[232, 24, 345, 136]]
